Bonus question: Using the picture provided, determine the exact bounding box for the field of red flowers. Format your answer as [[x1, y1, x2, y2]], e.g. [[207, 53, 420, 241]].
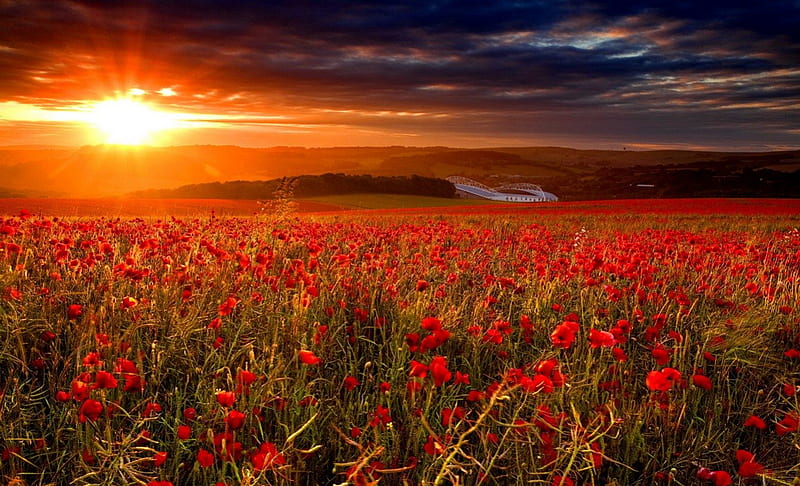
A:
[[1, 200, 799, 485]]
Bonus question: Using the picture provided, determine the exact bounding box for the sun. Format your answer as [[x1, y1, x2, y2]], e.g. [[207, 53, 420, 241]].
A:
[[89, 98, 177, 145]]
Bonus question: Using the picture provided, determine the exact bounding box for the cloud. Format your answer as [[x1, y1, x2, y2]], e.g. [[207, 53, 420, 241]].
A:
[[0, 0, 797, 149]]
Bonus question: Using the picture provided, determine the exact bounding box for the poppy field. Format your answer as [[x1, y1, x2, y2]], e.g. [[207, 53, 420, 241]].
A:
[[1, 199, 799, 485]]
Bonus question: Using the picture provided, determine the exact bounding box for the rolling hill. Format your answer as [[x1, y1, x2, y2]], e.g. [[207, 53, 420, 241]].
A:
[[0, 145, 797, 199]]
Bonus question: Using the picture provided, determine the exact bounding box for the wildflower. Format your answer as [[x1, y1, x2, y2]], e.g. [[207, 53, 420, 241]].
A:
[[710, 471, 732, 486], [216, 391, 236, 408], [197, 449, 215, 468], [743, 415, 766, 430], [298, 349, 321, 365], [454, 371, 470, 385], [71, 379, 90, 401], [177, 425, 192, 440], [40, 331, 56, 342], [153, 451, 168, 467], [429, 356, 452, 386], [82, 352, 102, 367], [251, 442, 286, 471], [588, 328, 615, 348], [775, 412, 799, 435], [121, 296, 138, 309], [123, 374, 144, 393], [224, 410, 246, 430], [423, 435, 446, 455], [92, 371, 118, 390], [217, 296, 240, 316], [408, 360, 428, 378], [183, 407, 197, 421], [81, 448, 96, 464], [646, 368, 681, 392], [67, 304, 83, 320], [79, 399, 104, 422], [369, 405, 392, 428], [441, 406, 465, 426], [735, 449, 764, 477], [142, 402, 162, 418], [692, 374, 712, 390], [343, 376, 360, 391], [550, 322, 578, 349]]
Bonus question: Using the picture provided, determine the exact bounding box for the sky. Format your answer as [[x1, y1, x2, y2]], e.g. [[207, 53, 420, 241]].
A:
[[0, 0, 798, 151]]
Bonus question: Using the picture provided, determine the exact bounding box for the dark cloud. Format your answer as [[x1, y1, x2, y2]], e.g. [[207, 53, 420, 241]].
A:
[[0, 0, 798, 149]]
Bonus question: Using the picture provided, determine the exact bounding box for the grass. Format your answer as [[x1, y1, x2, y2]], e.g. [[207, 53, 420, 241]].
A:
[[0, 203, 799, 485]]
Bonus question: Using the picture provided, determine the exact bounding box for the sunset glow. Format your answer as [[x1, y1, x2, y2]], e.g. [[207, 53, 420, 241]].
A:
[[0, 1, 797, 149], [88, 98, 179, 145]]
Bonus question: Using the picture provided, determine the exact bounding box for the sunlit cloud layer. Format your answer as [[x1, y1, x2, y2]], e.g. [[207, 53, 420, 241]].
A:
[[0, 0, 798, 149]]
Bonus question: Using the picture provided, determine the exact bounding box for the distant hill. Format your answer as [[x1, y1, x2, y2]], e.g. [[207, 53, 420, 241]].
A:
[[129, 174, 455, 200], [0, 144, 797, 199]]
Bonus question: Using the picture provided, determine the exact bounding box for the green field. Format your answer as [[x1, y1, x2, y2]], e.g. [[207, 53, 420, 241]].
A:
[[299, 193, 500, 209]]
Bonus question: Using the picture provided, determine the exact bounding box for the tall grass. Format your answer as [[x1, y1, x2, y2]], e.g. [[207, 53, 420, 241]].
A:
[[1, 209, 799, 485]]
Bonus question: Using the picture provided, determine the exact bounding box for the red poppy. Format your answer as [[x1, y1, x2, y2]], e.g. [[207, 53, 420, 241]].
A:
[[183, 407, 197, 421], [251, 442, 286, 471], [142, 402, 162, 418], [423, 435, 446, 455], [92, 371, 118, 390], [153, 451, 168, 467], [692, 374, 712, 390], [224, 410, 246, 430], [646, 368, 681, 391], [651, 345, 672, 365], [776, 412, 799, 435], [550, 322, 577, 349], [369, 405, 392, 428], [298, 350, 321, 365], [711, 471, 732, 486], [177, 425, 192, 440], [79, 399, 104, 423], [197, 449, 215, 468], [429, 356, 452, 387], [421, 316, 442, 331], [71, 379, 90, 401], [441, 406, 465, 426], [588, 329, 615, 348], [738, 460, 764, 477], [409, 360, 429, 378], [343, 376, 360, 391], [216, 391, 236, 408], [217, 296, 240, 316], [743, 415, 766, 429], [121, 296, 138, 309], [454, 371, 470, 385], [67, 304, 83, 320], [123, 374, 144, 393]]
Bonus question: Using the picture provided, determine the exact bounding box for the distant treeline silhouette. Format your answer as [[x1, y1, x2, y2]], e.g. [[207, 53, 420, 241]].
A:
[[129, 174, 456, 199]]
